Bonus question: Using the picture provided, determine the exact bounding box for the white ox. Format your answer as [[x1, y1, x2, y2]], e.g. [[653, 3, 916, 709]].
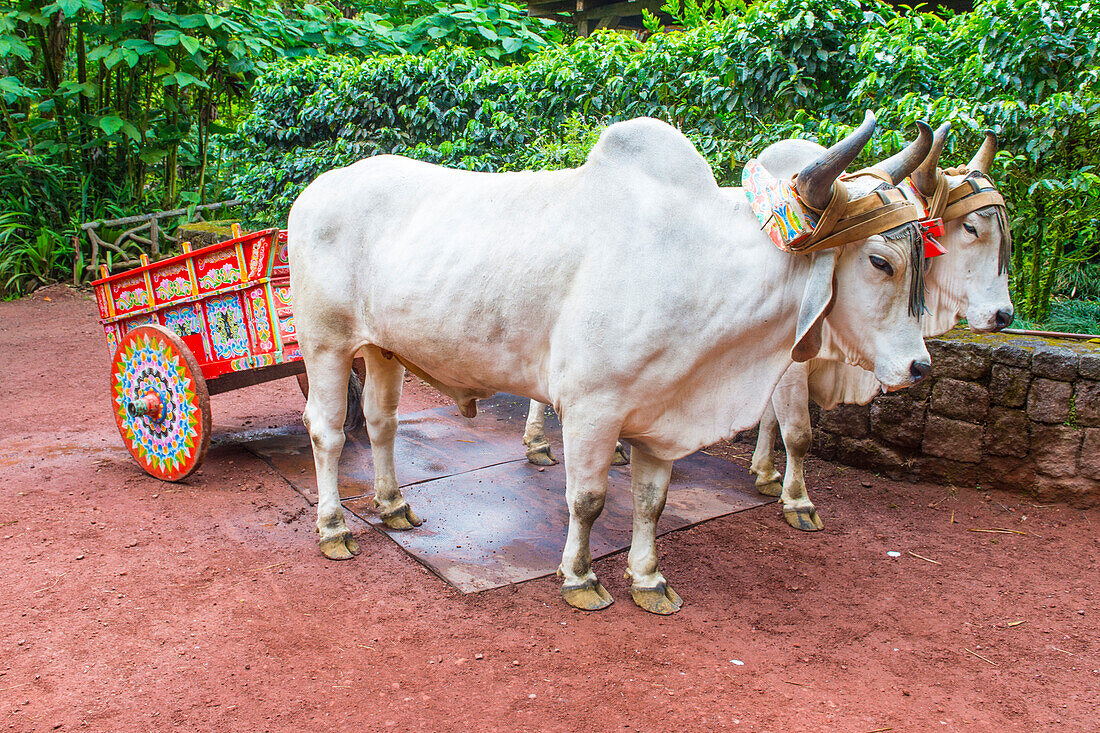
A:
[[749, 127, 1015, 530], [288, 113, 932, 614]]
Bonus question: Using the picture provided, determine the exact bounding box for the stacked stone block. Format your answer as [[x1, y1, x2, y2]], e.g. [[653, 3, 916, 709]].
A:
[[811, 327, 1100, 506]]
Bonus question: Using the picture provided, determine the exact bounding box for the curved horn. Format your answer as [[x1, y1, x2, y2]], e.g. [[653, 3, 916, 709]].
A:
[[967, 130, 998, 174], [874, 121, 933, 185], [911, 121, 951, 196], [796, 110, 876, 210]]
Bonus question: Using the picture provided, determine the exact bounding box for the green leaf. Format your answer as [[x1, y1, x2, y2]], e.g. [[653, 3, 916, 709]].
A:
[[178, 14, 207, 29], [120, 121, 141, 142], [139, 148, 168, 165], [97, 115, 125, 136], [206, 121, 236, 135], [171, 71, 209, 89], [153, 29, 181, 47], [0, 75, 34, 103], [180, 35, 201, 56]]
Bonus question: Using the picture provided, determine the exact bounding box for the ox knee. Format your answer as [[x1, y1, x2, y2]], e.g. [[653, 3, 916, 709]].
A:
[[570, 488, 606, 524], [309, 423, 345, 456], [783, 427, 811, 458], [364, 413, 397, 445]]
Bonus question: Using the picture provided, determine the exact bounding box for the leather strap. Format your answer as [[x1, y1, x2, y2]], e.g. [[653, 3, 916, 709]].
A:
[[924, 169, 950, 220], [942, 172, 1005, 220], [792, 170, 922, 253]]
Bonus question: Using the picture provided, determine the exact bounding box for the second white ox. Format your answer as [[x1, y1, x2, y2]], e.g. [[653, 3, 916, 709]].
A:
[[749, 125, 1014, 530], [288, 113, 931, 614]]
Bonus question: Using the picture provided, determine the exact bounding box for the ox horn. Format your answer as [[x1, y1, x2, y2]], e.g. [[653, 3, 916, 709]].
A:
[[911, 121, 951, 196], [874, 121, 933, 185], [967, 131, 998, 174], [795, 110, 877, 211]]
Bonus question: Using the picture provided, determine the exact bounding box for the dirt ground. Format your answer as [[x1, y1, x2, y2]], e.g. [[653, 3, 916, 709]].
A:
[[1, 285, 1097, 732]]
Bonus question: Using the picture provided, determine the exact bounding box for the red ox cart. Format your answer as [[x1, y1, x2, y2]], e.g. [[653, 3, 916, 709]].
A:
[[93, 227, 306, 481]]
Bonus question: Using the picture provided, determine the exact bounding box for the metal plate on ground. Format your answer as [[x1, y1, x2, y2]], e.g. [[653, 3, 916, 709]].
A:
[[246, 394, 767, 593], [245, 394, 545, 502]]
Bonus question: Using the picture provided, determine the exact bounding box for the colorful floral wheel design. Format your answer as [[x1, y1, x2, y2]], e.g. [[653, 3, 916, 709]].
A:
[[111, 325, 211, 481]]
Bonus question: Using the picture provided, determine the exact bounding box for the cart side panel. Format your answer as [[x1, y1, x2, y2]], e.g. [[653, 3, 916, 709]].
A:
[[273, 231, 290, 279], [245, 285, 279, 356], [103, 323, 121, 355], [245, 230, 278, 281], [93, 282, 111, 320], [149, 260, 195, 307], [110, 274, 152, 316], [202, 292, 251, 374], [194, 248, 244, 295], [161, 303, 207, 364], [270, 277, 301, 362], [121, 313, 158, 333]]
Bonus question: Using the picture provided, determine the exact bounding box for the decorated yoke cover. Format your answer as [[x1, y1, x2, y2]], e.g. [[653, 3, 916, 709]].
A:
[[742, 159, 814, 251], [743, 159, 946, 258]]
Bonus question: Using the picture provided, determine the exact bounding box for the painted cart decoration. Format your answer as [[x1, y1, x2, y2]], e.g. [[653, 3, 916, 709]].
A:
[[93, 227, 304, 481]]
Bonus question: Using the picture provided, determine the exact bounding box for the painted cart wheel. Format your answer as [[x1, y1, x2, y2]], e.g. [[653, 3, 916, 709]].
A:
[[110, 324, 211, 481]]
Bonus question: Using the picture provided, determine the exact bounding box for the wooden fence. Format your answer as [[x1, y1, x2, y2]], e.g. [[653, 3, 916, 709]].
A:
[[77, 199, 241, 283]]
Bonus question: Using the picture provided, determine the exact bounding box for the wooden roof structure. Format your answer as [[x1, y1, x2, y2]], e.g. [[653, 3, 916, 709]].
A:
[[529, 0, 976, 36], [527, 0, 667, 36]]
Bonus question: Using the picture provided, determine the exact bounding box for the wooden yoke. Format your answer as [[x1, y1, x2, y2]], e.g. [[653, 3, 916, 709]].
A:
[[790, 169, 923, 254]]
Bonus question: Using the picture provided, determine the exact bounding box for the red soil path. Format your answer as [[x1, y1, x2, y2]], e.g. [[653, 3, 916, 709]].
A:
[[1, 285, 1097, 731]]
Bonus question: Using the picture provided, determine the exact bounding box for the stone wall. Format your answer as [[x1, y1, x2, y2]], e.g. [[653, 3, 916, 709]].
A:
[[811, 326, 1100, 506]]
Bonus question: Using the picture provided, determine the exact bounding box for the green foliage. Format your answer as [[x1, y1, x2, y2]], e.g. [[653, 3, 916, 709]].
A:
[[0, 0, 559, 296], [1045, 298, 1100, 334], [399, 0, 564, 61], [223, 0, 1100, 329]]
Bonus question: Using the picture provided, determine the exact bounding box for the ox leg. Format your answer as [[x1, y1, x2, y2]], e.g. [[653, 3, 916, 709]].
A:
[[557, 411, 620, 611], [751, 401, 783, 497], [625, 445, 682, 615], [524, 400, 629, 467], [523, 400, 557, 466], [302, 350, 359, 560], [362, 348, 422, 531], [773, 371, 823, 532]]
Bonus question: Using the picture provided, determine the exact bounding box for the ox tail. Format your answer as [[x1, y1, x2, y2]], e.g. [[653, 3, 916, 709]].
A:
[[344, 368, 366, 433]]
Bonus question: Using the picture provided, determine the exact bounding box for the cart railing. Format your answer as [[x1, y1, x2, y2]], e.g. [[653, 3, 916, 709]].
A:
[[79, 199, 242, 283]]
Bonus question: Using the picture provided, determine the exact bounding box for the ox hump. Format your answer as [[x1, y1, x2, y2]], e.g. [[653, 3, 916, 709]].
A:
[[756, 138, 826, 180], [585, 118, 717, 194]]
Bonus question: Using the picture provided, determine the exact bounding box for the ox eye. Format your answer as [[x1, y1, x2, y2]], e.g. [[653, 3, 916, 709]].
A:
[[869, 255, 894, 277], [963, 222, 977, 236]]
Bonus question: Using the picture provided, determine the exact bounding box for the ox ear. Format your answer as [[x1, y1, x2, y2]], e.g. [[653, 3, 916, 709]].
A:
[[792, 249, 837, 363]]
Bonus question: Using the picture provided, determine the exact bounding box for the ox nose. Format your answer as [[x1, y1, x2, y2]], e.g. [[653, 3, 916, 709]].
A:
[[910, 360, 931, 384], [994, 309, 1014, 330]]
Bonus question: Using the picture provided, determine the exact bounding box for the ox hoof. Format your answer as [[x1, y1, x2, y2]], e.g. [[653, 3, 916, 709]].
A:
[[756, 480, 782, 497], [783, 507, 824, 532], [561, 578, 614, 611], [525, 443, 558, 466], [379, 503, 423, 530], [319, 532, 360, 560], [611, 443, 630, 466], [630, 581, 683, 615]]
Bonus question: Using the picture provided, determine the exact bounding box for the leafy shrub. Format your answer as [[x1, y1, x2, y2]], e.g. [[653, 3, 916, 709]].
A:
[[0, 0, 560, 296], [223, 0, 1100, 329]]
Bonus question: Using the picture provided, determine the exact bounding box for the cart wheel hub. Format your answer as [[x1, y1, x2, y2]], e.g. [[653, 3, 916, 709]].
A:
[[127, 391, 163, 421]]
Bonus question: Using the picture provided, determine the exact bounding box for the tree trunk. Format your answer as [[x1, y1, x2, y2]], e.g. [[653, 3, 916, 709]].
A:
[[1025, 197, 1045, 319]]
